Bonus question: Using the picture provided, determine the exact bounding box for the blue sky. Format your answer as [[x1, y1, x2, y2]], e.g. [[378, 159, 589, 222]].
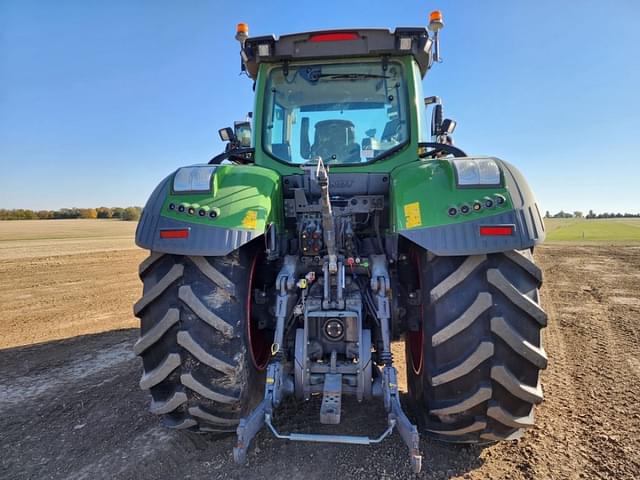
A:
[[1, 0, 639, 214]]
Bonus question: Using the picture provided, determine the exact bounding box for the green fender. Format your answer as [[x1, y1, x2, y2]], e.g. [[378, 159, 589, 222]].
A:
[[390, 157, 545, 255], [136, 164, 283, 256]]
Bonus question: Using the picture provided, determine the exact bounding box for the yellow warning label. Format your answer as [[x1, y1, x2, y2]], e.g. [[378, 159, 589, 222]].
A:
[[404, 202, 422, 228], [241, 210, 258, 229]]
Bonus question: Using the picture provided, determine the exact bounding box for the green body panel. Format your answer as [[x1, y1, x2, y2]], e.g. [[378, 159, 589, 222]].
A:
[[389, 158, 513, 231], [161, 165, 283, 232]]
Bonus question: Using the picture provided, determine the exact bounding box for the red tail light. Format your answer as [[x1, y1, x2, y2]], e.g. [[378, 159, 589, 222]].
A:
[[479, 226, 514, 236], [160, 229, 189, 239], [309, 32, 359, 42]]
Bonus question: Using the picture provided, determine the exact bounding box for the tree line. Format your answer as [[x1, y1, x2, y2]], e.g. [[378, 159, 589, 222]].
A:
[[545, 210, 640, 219], [0, 207, 142, 221]]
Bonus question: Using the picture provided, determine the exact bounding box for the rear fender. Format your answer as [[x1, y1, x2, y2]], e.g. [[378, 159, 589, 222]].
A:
[[136, 164, 282, 256], [391, 157, 544, 255]]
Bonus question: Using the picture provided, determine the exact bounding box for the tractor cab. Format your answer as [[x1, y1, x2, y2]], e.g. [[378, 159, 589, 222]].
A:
[[220, 16, 461, 172]]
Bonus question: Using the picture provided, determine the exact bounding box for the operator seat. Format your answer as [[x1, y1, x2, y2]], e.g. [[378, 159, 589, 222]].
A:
[[381, 118, 402, 142], [310, 120, 361, 163]]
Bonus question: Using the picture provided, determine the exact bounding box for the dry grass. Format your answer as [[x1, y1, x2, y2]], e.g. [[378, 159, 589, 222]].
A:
[[544, 217, 640, 243]]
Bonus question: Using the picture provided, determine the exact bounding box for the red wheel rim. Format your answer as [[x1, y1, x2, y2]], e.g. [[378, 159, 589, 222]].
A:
[[247, 252, 269, 370], [408, 250, 424, 375]]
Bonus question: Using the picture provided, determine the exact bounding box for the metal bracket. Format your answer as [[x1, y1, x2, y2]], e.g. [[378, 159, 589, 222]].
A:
[[320, 373, 342, 424]]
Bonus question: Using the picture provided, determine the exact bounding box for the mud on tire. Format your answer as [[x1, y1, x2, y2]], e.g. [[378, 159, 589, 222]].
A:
[[405, 249, 548, 442], [133, 247, 268, 432]]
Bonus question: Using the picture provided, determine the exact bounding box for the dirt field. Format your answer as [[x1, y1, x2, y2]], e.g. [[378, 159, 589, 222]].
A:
[[0, 219, 138, 261], [1, 220, 639, 479]]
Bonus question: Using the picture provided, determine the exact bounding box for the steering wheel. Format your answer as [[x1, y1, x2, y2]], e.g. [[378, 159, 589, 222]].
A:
[[418, 142, 467, 158]]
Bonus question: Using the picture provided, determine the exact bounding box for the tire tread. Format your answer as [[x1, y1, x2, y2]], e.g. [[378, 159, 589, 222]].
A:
[[134, 250, 262, 433], [407, 250, 547, 443]]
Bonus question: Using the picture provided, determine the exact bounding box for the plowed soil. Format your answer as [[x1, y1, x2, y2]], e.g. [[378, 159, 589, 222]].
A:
[[1, 222, 639, 479]]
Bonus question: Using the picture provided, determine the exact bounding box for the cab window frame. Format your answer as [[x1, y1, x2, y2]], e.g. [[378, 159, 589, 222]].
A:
[[261, 60, 411, 167]]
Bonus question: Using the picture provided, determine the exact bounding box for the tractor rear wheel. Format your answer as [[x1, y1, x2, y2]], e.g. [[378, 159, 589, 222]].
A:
[[133, 246, 269, 432], [405, 249, 547, 442]]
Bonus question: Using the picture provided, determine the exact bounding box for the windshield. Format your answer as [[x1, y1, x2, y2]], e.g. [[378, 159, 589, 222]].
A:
[[263, 61, 409, 165]]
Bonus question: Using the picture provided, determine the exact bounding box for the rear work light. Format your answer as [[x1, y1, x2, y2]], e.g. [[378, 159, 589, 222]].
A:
[[159, 229, 189, 239], [399, 37, 413, 50], [479, 225, 514, 236], [257, 43, 271, 56], [309, 32, 359, 42]]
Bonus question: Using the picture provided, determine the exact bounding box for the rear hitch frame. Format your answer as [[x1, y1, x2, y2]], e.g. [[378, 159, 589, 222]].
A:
[[233, 360, 422, 473]]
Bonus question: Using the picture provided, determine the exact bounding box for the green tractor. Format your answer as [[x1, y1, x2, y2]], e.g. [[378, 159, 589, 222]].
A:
[[133, 13, 547, 473]]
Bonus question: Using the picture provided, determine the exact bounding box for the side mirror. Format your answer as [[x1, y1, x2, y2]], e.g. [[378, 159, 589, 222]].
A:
[[300, 117, 310, 159], [441, 118, 457, 135], [431, 104, 443, 138], [218, 127, 235, 143], [234, 121, 252, 147]]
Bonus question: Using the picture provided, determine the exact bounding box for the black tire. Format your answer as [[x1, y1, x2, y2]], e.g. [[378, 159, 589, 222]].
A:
[[133, 246, 268, 432], [405, 249, 548, 442]]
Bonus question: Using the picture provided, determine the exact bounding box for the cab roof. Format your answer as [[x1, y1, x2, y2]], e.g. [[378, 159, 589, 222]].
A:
[[242, 28, 433, 78]]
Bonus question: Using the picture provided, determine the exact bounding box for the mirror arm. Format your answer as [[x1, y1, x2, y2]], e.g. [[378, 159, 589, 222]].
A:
[[208, 147, 255, 165], [418, 142, 466, 158]]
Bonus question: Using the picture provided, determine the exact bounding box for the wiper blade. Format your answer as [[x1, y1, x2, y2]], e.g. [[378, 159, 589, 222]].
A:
[[317, 73, 390, 80]]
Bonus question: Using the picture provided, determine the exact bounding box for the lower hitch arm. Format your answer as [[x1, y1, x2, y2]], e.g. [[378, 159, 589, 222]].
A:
[[233, 362, 283, 464], [233, 397, 268, 464], [235, 263, 295, 463], [383, 366, 423, 474]]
